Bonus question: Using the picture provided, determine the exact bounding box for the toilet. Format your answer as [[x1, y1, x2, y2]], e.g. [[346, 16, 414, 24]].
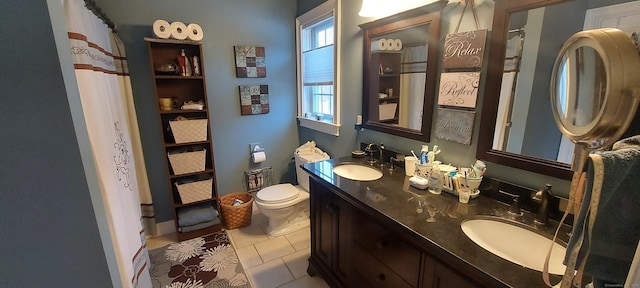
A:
[[254, 143, 329, 236]]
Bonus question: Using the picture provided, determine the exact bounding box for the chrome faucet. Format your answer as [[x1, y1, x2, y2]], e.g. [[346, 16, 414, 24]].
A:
[[533, 184, 554, 225], [365, 143, 385, 165]]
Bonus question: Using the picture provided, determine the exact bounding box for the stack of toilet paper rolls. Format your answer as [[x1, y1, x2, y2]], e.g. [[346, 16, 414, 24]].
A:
[[153, 19, 204, 41], [371, 38, 403, 52]]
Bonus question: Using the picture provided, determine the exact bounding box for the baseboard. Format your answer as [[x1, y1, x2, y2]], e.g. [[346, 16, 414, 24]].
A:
[[155, 220, 176, 236]]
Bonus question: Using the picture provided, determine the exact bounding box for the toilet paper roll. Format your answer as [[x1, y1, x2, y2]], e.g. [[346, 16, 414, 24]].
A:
[[153, 19, 171, 39], [371, 39, 389, 52], [252, 151, 267, 163], [392, 39, 403, 50], [187, 23, 204, 41], [170, 22, 188, 40]]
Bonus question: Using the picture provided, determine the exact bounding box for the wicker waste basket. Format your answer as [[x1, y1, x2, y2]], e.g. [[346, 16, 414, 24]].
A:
[[220, 192, 254, 230]]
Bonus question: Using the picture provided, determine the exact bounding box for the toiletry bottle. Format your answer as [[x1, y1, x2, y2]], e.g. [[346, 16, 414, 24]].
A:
[[193, 56, 200, 76], [428, 164, 443, 195], [420, 145, 429, 165], [178, 49, 187, 76]]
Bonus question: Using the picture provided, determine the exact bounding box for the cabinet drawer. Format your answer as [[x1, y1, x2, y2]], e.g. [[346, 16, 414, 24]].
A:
[[353, 243, 413, 288], [354, 213, 421, 286]]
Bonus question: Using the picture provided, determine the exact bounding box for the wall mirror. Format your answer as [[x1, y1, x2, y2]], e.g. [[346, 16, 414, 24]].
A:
[[550, 28, 640, 171], [359, 1, 446, 141], [477, 0, 640, 180]]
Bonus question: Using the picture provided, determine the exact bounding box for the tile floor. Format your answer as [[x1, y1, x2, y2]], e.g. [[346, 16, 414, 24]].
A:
[[147, 204, 330, 288]]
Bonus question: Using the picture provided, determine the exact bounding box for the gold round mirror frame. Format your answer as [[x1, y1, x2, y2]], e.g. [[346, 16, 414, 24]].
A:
[[551, 28, 640, 148], [550, 28, 640, 171]]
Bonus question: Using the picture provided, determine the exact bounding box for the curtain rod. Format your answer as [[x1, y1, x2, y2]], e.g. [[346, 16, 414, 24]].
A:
[[84, 0, 115, 30]]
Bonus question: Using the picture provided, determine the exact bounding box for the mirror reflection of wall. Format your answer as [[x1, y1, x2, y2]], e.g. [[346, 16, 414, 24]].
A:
[[490, 0, 640, 166], [370, 24, 430, 131]]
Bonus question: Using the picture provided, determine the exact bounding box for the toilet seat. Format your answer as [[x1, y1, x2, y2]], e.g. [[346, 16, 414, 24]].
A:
[[256, 184, 300, 204]]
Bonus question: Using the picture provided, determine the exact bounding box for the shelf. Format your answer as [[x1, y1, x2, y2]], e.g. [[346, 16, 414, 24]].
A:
[[154, 75, 204, 80], [147, 38, 221, 240], [160, 109, 207, 114], [163, 140, 210, 148], [176, 223, 222, 242], [379, 97, 399, 102], [174, 197, 217, 208], [144, 37, 203, 45], [170, 169, 215, 179]]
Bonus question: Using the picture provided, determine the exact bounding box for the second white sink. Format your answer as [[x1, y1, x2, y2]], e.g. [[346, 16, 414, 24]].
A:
[[332, 164, 383, 181], [461, 217, 567, 275]]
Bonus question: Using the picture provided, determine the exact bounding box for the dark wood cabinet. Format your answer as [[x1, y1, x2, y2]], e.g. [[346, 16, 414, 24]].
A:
[[423, 255, 481, 288], [145, 38, 221, 241], [308, 179, 353, 287], [307, 176, 484, 288]]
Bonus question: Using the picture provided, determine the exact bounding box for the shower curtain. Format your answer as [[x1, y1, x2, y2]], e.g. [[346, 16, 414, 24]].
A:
[[65, 0, 152, 286], [398, 45, 427, 130]]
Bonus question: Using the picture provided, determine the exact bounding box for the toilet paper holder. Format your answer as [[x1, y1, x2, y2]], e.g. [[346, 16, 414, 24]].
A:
[[250, 143, 266, 163]]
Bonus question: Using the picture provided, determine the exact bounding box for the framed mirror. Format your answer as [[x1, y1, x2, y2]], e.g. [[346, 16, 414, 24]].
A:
[[477, 0, 640, 180], [359, 1, 446, 141]]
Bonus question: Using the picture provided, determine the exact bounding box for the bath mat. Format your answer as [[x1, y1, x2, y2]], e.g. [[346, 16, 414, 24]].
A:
[[149, 231, 251, 288]]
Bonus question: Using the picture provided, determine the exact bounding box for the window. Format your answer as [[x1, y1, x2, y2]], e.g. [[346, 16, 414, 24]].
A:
[[296, 0, 340, 136]]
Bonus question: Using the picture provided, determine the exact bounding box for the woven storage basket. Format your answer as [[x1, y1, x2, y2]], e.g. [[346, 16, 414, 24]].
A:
[[169, 119, 208, 143], [220, 192, 253, 230], [168, 148, 206, 175], [175, 178, 212, 204]]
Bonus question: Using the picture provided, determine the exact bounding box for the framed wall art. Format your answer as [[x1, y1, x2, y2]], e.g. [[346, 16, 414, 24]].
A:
[[239, 85, 269, 115], [234, 45, 266, 78]]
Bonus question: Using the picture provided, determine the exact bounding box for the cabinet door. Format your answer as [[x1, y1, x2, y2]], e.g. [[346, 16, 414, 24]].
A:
[[334, 195, 352, 282], [423, 255, 481, 288], [309, 179, 353, 287], [314, 184, 335, 268]]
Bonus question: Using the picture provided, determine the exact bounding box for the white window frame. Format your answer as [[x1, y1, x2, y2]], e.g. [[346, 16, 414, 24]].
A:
[[296, 0, 341, 136]]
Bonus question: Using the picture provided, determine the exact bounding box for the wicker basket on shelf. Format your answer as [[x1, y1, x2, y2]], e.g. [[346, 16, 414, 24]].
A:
[[175, 178, 212, 204], [168, 148, 206, 175], [219, 192, 253, 230], [169, 119, 208, 143]]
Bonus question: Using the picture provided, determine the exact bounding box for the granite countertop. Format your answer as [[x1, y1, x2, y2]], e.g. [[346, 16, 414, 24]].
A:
[[303, 156, 572, 288]]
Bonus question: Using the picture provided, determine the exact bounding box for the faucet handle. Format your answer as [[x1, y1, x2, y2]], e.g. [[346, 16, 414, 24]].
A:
[[508, 196, 523, 216]]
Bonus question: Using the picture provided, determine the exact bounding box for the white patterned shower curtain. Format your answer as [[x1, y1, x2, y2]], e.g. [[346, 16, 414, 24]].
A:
[[65, 0, 152, 287]]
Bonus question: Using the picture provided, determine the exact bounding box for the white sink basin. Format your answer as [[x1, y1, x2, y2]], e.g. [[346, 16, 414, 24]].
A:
[[332, 164, 383, 181], [461, 217, 567, 275]]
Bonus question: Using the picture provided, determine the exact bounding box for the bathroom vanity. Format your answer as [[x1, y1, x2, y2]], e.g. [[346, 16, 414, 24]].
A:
[[304, 158, 570, 288]]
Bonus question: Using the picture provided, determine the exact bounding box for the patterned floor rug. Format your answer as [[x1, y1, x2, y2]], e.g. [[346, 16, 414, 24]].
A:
[[148, 231, 251, 288]]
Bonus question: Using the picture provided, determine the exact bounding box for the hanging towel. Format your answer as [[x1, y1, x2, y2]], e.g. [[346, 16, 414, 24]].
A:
[[564, 135, 640, 285], [177, 204, 218, 227]]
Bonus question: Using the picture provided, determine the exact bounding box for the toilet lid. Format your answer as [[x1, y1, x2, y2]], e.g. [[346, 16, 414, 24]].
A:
[[256, 184, 299, 204]]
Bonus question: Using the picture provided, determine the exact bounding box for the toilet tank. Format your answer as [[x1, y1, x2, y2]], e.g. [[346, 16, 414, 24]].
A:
[[294, 148, 330, 192]]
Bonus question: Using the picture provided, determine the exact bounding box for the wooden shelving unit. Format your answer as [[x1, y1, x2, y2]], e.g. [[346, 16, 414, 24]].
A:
[[371, 52, 402, 123], [145, 37, 221, 241]]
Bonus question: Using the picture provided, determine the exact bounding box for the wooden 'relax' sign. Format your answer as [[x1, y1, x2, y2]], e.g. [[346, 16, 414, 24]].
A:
[[442, 29, 487, 69]]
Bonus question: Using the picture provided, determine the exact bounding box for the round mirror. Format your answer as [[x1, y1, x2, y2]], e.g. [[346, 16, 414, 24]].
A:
[[551, 28, 640, 151]]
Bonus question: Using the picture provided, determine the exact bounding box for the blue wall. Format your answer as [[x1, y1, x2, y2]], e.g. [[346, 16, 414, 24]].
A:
[[97, 0, 299, 222], [0, 1, 113, 286]]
